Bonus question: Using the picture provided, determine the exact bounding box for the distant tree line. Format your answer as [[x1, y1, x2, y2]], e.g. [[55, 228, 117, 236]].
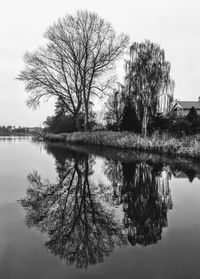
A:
[[0, 126, 39, 135], [0, 126, 12, 134]]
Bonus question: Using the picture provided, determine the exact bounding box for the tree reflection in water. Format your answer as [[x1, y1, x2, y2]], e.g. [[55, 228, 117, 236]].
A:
[[20, 143, 200, 268], [20, 146, 126, 269], [104, 159, 173, 246]]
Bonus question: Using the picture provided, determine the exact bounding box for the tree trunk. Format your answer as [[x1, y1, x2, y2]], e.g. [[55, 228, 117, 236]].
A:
[[84, 106, 89, 131], [75, 114, 81, 131], [142, 107, 148, 137]]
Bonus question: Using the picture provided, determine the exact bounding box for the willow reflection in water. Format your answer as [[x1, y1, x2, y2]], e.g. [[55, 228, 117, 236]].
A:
[[104, 160, 173, 246], [19, 143, 200, 269], [19, 146, 127, 269]]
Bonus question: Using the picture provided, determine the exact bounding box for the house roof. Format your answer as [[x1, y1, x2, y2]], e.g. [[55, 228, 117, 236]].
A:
[[176, 101, 200, 110]]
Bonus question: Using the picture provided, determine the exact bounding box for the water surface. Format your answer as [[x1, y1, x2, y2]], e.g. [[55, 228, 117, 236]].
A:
[[0, 136, 200, 279]]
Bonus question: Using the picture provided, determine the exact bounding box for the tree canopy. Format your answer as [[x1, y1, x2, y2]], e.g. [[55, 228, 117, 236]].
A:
[[125, 40, 174, 136], [186, 106, 198, 122], [18, 10, 129, 130]]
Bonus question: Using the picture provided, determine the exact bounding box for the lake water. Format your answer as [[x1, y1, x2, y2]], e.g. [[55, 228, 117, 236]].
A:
[[0, 136, 200, 279]]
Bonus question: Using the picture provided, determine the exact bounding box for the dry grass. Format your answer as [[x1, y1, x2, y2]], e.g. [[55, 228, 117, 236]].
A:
[[44, 131, 200, 159]]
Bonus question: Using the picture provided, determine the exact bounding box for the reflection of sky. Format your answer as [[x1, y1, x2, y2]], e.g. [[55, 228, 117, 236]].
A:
[[0, 138, 56, 204], [91, 156, 109, 185], [169, 178, 200, 230], [91, 156, 124, 223], [0, 203, 73, 279]]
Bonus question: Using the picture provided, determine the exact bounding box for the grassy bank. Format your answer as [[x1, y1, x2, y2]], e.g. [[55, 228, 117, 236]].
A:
[[44, 131, 200, 159]]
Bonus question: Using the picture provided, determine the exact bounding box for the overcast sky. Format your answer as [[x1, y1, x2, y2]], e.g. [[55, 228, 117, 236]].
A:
[[0, 0, 200, 127]]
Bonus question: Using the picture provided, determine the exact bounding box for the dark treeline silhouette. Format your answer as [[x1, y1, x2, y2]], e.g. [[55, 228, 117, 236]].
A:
[[0, 126, 29, 134], [0, 125, 41, 135]]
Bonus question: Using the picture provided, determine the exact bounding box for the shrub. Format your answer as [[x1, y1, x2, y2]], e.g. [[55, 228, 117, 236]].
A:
[[44, 115, 81, 134], [169, 119, 191, 137], [190, 117, 200, 134], [186, 106, 198, 122], [120, 104, 141, 133], [106, 122, 120, 131], [184, 107, 200, 134], [148, 114, 171, 134]]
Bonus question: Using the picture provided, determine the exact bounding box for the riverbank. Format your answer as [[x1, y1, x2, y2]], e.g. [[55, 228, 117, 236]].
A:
[[44, 131, 200, 159]]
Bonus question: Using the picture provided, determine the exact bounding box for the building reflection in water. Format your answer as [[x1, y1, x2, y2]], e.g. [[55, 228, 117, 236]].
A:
[[20, 143, 200, 268]]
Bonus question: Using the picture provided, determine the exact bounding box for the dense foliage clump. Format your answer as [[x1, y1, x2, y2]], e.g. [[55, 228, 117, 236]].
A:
[[44, 115, 80, 134], [120, 103, 141, 133]]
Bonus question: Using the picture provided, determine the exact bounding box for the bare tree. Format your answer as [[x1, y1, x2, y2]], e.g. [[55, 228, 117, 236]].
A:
[[18, 45, 83, 129], [18, 10, 129, 131], [20, 148, 126, 268], [104, 84, 125, 130], [125, 40, 175, 136]]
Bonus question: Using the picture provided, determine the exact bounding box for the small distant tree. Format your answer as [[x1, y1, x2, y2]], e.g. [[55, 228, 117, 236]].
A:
[[125, 40, 174, 136], [185, 107, 200, 134], [186, 106, 198, 122], [104, 89, 124, 130], [120, 100, 141, 133]]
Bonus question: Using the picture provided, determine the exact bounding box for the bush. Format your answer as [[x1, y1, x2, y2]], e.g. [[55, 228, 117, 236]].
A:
[[186, 106, 198, 122], [169, 119, 192, 137], [190, 117, 200, 134], [106, 122, 120, 131], [120, 104, 141, 133], [184, 107, 200, 134], [44, 115, 80, 134], [148, 114, 171, 134]]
